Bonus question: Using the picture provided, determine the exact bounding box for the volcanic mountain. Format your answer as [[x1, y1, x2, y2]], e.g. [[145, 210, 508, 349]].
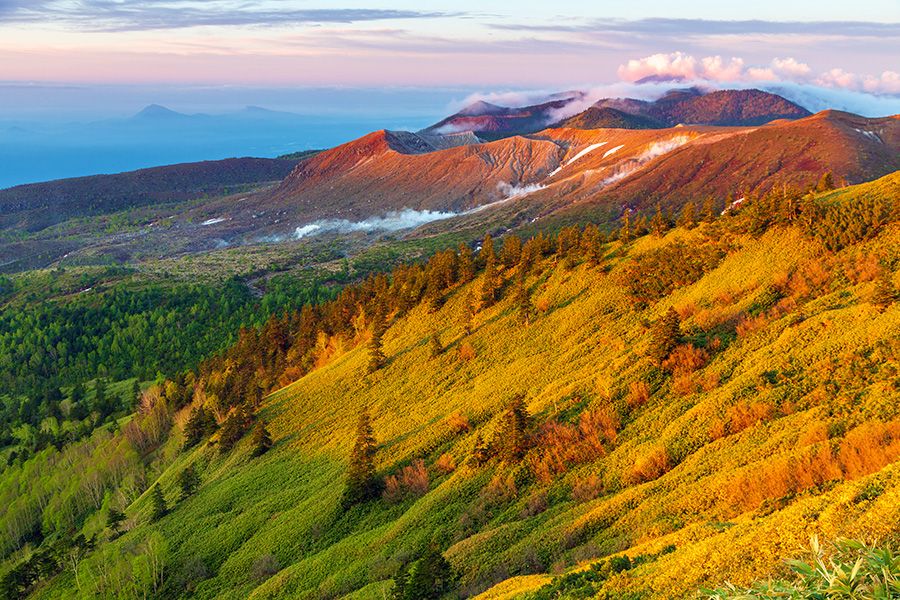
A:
[[419, 92, 586, 139], [271, 109, 899, 232], [421, 88, 811, 139]]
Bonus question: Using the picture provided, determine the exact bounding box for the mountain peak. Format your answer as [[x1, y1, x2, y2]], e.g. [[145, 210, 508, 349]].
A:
[[456, 100, 507, 117], [133, 104, 184, 119]]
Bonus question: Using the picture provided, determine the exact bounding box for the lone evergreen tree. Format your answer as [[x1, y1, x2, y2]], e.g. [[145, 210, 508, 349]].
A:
[[515, 275, 535, 326], [178, 464, 200, 501], [500, 396, 531, 463], [429, 332, 443, 358], [367, 313, 387, 373], [873, 268, 897, 309], [393, 546, 456, 600], [648, 307, 681, 364], [459, 292, 476, 335], [149, 484, 167, 522], [342, 409, 381, 507], [106, 508, 125, 535], [251, 420, 273, 457]]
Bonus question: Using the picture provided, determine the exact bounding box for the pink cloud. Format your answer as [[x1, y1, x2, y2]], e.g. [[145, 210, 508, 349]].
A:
[[618, 52, 898, 95]]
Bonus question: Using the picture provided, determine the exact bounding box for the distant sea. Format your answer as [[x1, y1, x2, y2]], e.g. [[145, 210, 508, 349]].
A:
[[0, 111, 435, 189]]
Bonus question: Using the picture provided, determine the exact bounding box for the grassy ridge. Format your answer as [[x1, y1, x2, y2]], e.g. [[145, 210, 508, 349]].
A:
[[10, 173, 900, 599]]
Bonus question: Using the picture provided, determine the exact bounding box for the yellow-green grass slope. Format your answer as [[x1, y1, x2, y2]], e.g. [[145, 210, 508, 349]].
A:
[[33, 187, 900, 599]]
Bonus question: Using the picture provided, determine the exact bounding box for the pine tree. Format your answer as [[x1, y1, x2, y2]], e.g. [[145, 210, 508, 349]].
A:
[[618, 210, 633, 242], [395, 546, 456, 600], [500, 396, 531, 463], [183, 405, 216, 449], [429, 332, 443, 358], [701, 195, 718, 222], [149, 484, 167, 522], [218, 407, 251, 454], [106, 508, 125, 535], [515, 275, 534, 326], [457, 243, 475, 283], [872, 268, 897, 309], [650, 205, 670, 237], [467, 433, 492, 467], [367, 313, 387, 374], [648, 308, 681, 364], [251, 420, 273, 457], [816, 171, 835, 192], [178, 464, 200, 501], [131, 379, 141, 407], [342, 410, 381, 507], [677, 201, 697, 229], [480, 251, 499, 309], [459, 291, 475, 335]]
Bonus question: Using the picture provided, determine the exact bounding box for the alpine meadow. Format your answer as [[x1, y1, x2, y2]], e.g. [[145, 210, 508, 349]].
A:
[[1, 3, 899, 600]]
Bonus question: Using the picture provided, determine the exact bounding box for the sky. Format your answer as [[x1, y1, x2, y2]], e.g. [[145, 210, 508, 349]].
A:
[[0, 1, 897, 187], [0, 1, 897, 103]]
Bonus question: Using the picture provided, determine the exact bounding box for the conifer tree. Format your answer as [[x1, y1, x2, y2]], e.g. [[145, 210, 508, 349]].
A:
[[218, 407, 251, 454], [499, 396, 531, 462], [251, 420, 273, 457], [106, 508, 125, 535], [367, 313, 387, 374], [677, 201, 697, 229], [648, 308, 681, 364], [183, 405, 216, 450], [393, 546, 456, 600], [701, 195, 718, 222], [480, 244, 499, 309], [515, 275, 535, 326], [467, 433, 492, 467], [618, 210, 633, 242], [342, 409, 381, 507], [459, 291, 475, 335], [816, 171, 835, 192], [131, 379, 141, 407], [149, 484, 167, 522], [650, 205, 670, 237], [178, 464, 200, 501], [429, 332, 443, 358], [457, 243, 475, 283], [873, 268, 897, 309]]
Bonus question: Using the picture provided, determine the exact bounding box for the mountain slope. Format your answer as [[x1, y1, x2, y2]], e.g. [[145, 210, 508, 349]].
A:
[[270, 110, 899, 238], [420, 94, 585, 139], [0, 157, 300, 232], [555, 106, 663, 130], [269, 129, 562, 219], [13, 175, 900, 599]]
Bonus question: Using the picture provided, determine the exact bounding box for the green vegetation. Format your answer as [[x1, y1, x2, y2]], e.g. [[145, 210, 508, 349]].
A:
[[0, 171, 898, 599], [705, 536, 900, 599]]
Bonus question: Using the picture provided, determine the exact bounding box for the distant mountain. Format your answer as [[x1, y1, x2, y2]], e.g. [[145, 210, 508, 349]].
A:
[[561, 88, 812, 129], [420, 93, 586, 139], [131, 104, 199, 121], [0, 157, 300, 232], [420, 88, 811, 139], [555, 106, 663, 130]]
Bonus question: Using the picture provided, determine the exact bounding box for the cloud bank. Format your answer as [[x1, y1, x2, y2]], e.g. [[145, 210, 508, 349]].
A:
[[618, 52, 900, 95], [0, 1, 445, 32]]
